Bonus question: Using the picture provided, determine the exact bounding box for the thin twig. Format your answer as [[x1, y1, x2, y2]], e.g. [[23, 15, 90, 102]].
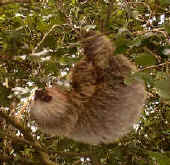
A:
[[105, 0, 114, 30], [140, 61, 170, 71], [128, 2, 152, 20], [133, 28, 169, 39], [32, 24, 60, 54], [72, 159, 82, 165], [90, 155, 101, 165]]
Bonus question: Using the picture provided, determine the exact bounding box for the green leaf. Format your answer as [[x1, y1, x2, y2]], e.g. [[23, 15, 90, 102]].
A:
[[164, 23, 170, 34], [135, 53, 157, 66], [154, 77, 170, 100], [114, 37, 129, 54], [159, 0, 170, 7], [54, 11, 66, 25], [148, 152, 170, 165], [0, 86, 11, 106], [72, 0, 77, 5], [37, 22, 49, 32]]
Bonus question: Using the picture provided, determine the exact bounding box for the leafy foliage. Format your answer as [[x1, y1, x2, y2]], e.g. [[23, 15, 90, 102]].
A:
[[0, 0, 170, 165]]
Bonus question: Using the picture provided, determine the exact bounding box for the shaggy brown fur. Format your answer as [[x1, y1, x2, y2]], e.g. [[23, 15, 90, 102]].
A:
[[30, 31, 146, 144]]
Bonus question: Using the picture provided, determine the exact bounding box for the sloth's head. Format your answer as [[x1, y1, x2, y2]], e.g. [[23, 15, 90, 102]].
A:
[[30, 88, 77, 136], [31, 88, 68, 115]]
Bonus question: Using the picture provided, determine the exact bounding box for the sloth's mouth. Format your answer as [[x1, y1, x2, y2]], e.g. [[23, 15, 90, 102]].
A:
[[34, 89, 52, 102]]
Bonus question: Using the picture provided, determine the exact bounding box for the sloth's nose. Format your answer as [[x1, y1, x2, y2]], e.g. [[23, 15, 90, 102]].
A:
[[35, 90, 52, 102]]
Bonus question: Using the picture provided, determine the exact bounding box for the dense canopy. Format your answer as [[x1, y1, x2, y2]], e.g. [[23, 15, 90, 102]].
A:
[[0, 0, 170, 165]]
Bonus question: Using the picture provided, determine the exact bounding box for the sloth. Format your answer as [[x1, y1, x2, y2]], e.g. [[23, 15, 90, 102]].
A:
[[30, 31, 146, 144]]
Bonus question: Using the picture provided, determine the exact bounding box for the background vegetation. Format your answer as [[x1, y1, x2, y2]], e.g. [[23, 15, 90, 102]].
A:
[[0, 0, 170, 165]]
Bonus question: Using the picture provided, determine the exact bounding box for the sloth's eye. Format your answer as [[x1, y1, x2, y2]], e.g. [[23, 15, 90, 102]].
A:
[[35, 90, 52, 102]]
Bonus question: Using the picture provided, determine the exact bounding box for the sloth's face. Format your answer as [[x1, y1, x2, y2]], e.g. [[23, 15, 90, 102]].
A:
[[30, 88, 77, 136], [30, 88, 70, 131], [30, 88, 69, 115]]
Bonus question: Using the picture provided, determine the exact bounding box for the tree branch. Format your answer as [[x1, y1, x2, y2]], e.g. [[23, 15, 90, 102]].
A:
[[0, 110, 33, 141], [0, 110, 58, 165]]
